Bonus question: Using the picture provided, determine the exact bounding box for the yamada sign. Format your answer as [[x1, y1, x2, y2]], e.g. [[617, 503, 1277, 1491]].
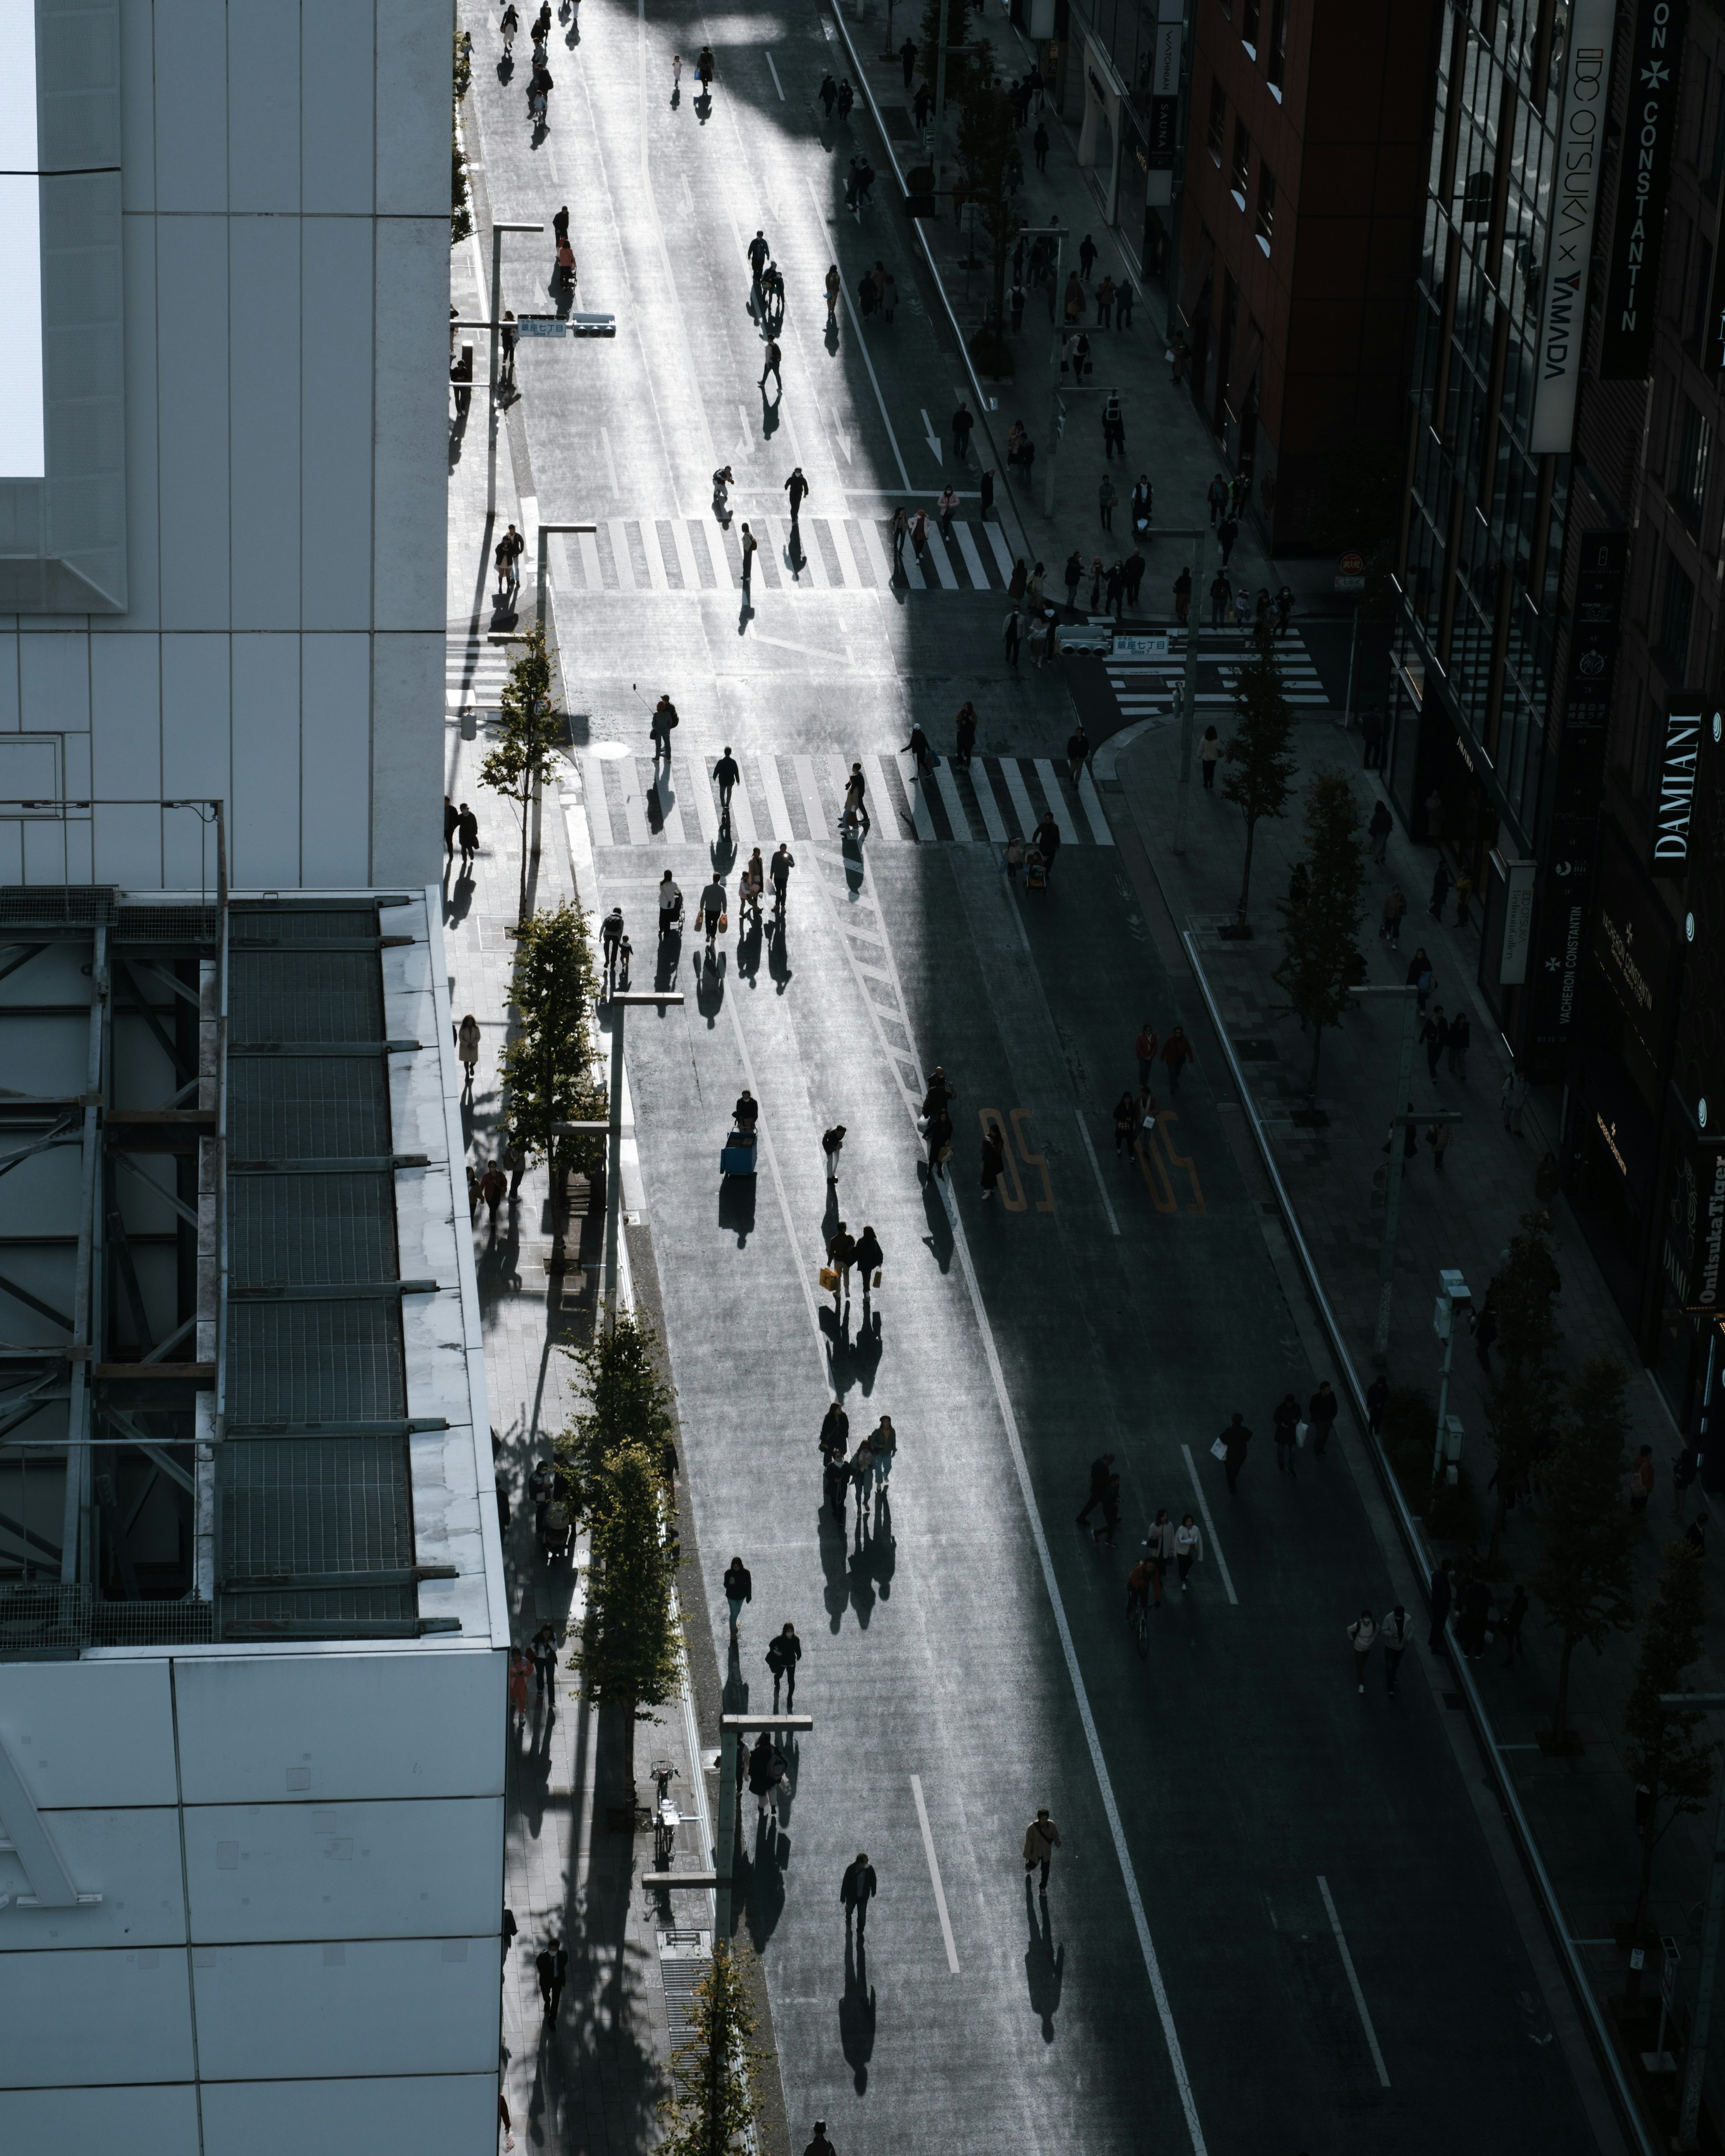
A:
[[1531, 0, 1619, 452]]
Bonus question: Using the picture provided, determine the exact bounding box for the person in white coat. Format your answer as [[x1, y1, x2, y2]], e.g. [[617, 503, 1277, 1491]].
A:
[[1347, 1609, 1377, 1693], [1173, 1514, 1203, 1590]]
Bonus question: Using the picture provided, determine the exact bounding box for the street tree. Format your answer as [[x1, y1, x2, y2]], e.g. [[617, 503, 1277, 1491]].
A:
[[479, 623, 562, 921], [1220, 626, 1296, 924], [657, 1941, 772, 2156], [452, 32, 473, 248], [571, 1439, 683, 1787], [920, 0, 979, 112], [1622, 1538, 1717, 2004], [1270, 770, 1366, 1106], [1531, 1355, 1636, 1748], [563, 1308, 678, 1498], [498, 900, 605, 1189], [1482, 1213, 1563, 1570], [955, 61, 1020, 378]]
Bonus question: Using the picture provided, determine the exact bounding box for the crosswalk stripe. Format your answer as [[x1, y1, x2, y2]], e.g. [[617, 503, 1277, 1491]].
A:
[[999, 757, 1038, 838], [620, 758, 653, 845], [641, 518, 671, 593], [1077, 767, 1115, 846], [1031, 760, 1068, 835], [829, 516, 864, 589], [827, 755, 853, 836], [670, 518, 702, 592], [868, 755, 902, 843], [984, 524, 1015, 580], [757, 752, 794, 845], [577, 528, 604, 589], [907, 766, 938, 842], [657, 776, 689, 843], [970, 760, 1008, 843], [729, 758, 759, 848], [953, 522, 989, 589], [584, 753, 616, 844], [688, 762, 719, 845], [791, 755, 827, 842], [607, 519, 636, 592], [933, 758, 970, 837], [900, 534, 928, 591], [927, 530, 960, 591], [858, 518, 893, 588]]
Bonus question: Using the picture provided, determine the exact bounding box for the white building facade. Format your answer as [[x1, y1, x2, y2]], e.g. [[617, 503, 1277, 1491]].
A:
[[0, 0, 449, 892]]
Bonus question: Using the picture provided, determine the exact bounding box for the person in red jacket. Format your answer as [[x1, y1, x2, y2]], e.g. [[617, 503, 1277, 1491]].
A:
[[1160, 1025, 1195, 1095], [1134, 1022, 1158, 1088]]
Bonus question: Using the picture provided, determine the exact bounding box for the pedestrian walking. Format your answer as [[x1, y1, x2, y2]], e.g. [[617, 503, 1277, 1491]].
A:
[[760, 339, 782, 394], [1454, 869, 1475, 928], [868, 1412, 895, 1489], [951, 399, 974, 461], [1133, 1022, 1159, 1089], [507, 1647, 530, 1729], [954, 701, 979, 767], [1366, 1373, 1389, 1435], [1067, 723, 1089, 788], [981, 1120, 1006, 1198], [1446, 1008, 1471, 1078], [1208, 570, 1230, 627], [1368, 798, 1392, 865], [1174, 1513, 1203, 1588], [535, 1938, 559, 2017], [479, 1160, 507, 1228], [1381, 1605, 1411, 1695], [740, 522, 757, 595], [1307, 1380, 1338, 1456], [1348, 1609, 1377, 1693], [1033, 119, 1049, 169], [1360, 710, 1384, 769], [650, 692, 679, 766], [785, 467, 809, 525], [805, 2125, 838, 2156], [1428, 1559, 1453, 1652], [1161, 1025, 1194, 1093], [898, 33, 917, 84], [1219, 1411, 1251, 1492], [1092, 1469, 1122, 1546], [855, 1224, 883, 1302], [1429, 857, 1452, 919], [444, 794, 460, 858], [1145, 1508, 1175, 1605], [530, 1621, 558, 1696], [1023, 1808, 1061, 1893], [1112, 1091, 1138, 1161], [826, 1221, 857, 1303], [980, 467, 996, 519], [1426, 1118, 1452, 1174], [822, 1124, 846, 1181], [528, 1458, 554, 1537], [842, 761, 870, 834], [457, 1013, 482, 1097], [1272, 1390, 1301, 1474], [1207, 473, 1227, 525], [1098, 473, 1117, 530], [766, 1621, 802, 1708], [1420, 1005, 1448, 1082], [1380, 885, 1406, 946], [723, 1555, 752, 1638], [1501, 1064, 1529, 1133], [937, 483, 959, 539], [840, 1852, 877, 1936], [1003, 603, 1022, 668], [1499, 1582, 1528, 1666], [1199, 725, 1221, 790], [849, 1432, 875, 1516]]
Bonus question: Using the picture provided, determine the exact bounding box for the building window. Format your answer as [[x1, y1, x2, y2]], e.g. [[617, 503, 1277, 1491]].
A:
[[1461, 170, 1492, 222], [1658, 556, 1696, 679], [1268, 0, 1287, 89], [1674, 399, 1712, 528], [1255, 164, 1275, 252], [1230, 119, 1250, 205], [1243, 0, 1261, 51], [1208, 78, 1226, 164]]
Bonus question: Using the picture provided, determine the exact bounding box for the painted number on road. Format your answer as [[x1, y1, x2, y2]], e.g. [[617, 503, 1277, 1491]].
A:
[[1137, 1111, 1206, 1215], [980, 1109, 1055, 1214]]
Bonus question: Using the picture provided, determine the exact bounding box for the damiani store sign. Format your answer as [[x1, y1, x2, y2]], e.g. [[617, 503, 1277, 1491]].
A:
[[1652, 702, 1703, 875]]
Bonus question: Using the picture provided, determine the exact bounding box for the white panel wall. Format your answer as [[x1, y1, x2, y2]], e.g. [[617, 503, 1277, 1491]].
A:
[[172, 1648, 505, 1802], [200, 2072, 499, 2156], [0, 1947, 195, 2085], [183, 1795, 503, 1941], [190, 1937, 498, 2079], [0, 2084, 200, 2150], [1, 0, 449, 892], [0, 1657, 179, 1803], [0, 1809, 186, 1951]]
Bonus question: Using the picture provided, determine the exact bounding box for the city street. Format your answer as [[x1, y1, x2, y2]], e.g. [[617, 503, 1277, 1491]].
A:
[[456, 4, 1605, 2150]]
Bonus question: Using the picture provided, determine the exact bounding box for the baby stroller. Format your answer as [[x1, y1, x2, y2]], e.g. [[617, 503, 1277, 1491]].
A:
[[1024, 844, 1048, 892]]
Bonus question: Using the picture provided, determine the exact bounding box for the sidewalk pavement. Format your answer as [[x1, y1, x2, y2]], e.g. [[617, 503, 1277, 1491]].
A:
[[444, 200, 759, 2156], [833, 3, 1346, 623], [1110, 697, 1725, 2134]]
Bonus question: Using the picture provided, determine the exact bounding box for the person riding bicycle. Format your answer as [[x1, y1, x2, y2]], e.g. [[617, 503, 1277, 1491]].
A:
[[697, 875, 726, 953], [739, 848, 765, 927], [1126, 1551, 1154, 1624], [713, 745, 740, 824], [769, 842, 794, 916], [656, 870, 684, 940]]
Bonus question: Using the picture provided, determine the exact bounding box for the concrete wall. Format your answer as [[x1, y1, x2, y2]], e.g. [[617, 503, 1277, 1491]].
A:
[[0, 1647, 504, 2147], [0, 0, 450, 891]]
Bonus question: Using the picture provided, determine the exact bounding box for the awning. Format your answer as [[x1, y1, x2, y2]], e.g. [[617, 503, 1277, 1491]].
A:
[[1224, 322, 1263, 421], [1177, 235, 1214, 329]]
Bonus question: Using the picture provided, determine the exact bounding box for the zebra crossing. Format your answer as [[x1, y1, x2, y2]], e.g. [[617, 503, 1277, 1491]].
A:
[[447, 635, 513, 717], [543, 513, 1022, 597], [1105, 629, 1330, 724], [579, 746, 1116, 850]]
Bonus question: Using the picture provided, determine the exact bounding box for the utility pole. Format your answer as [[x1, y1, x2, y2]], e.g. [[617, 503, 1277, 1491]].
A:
[[487, 223, 543, 519], [1430, 1268, 1471, 1491], [1037, 221, 1066, 519], [933, 0, 950, 188], [1170, 529, 1204, 854]]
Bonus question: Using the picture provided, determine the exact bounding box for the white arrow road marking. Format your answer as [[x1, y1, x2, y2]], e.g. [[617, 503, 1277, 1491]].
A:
[[921, 408, 942, 464], [830, 403, 852, 463]]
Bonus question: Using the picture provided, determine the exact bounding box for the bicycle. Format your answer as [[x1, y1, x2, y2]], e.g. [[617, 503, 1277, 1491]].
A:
[[1127, 1591, 1150, 1659], [649, 1760, 679, 1869]]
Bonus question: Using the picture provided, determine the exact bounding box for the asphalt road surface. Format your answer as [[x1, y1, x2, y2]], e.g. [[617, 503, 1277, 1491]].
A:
[[460, 6, 1597, 2150]]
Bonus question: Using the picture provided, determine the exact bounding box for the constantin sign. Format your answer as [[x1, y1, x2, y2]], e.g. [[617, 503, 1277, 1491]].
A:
[[1601, 0, 1689, 378], [1531, 0, 1619, 451]]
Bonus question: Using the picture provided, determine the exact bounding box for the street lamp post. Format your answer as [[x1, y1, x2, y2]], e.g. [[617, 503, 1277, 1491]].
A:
[[488, 223, 544, 520], [1430, 1268, 1471, 1492], [1038, 221, 1067, 520], [554, 989, 683, 1334], [1171, 528, 1205, 855]]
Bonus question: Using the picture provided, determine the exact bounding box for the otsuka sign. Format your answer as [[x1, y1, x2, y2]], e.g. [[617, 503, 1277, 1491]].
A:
[[1531, 0, 1619, 453]]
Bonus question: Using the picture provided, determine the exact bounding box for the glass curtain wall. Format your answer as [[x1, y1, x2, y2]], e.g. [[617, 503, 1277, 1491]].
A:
[[1398, 0, 1572, 855], [1069, 0, 1160, 271]]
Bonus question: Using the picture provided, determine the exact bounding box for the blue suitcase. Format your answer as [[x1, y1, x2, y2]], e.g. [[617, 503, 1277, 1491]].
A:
[[720, 1131, 757, 1177]]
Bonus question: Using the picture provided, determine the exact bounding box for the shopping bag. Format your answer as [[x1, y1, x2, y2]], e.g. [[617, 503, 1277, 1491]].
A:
[[1296, 1420, 1308, 1449], [818, 1266, 839, 1292], [872, 1268, 882, 1288], [1209, 1438, 1228, 1462], [719, 912, 728, 931]]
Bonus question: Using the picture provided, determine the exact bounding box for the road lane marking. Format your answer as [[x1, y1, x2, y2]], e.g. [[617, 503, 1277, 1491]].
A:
[[910, 1775, 960, 1974], [1179, 1444, 1237, 1605], [757, 751, 795, 844], [1077, 767, 1115, 844], [932, 759, 970, 839], [1073, 1109, 1119, 1236], [998, 757, 1039, 838], [807, 177, 912, 490], [984, 523, 1015, 579], [601, 428, 620, 494], [765, 51, 785, 97], [792, 755, 827, 842], [1318, 1876, 1391, 2088], [905, 764, 937, 842], [953, 520, 989, 588], [858, 517, 894, 588], [972, 763, 1008, 844]]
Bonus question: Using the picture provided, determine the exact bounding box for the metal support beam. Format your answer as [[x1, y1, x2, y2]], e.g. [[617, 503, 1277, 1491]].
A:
[[62, 924, 106, 1584], [0, 1731, 93, 1908]]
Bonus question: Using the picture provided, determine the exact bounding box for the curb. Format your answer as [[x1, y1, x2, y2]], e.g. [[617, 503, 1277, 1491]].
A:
[[1178, 925, 1657, 2156]]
